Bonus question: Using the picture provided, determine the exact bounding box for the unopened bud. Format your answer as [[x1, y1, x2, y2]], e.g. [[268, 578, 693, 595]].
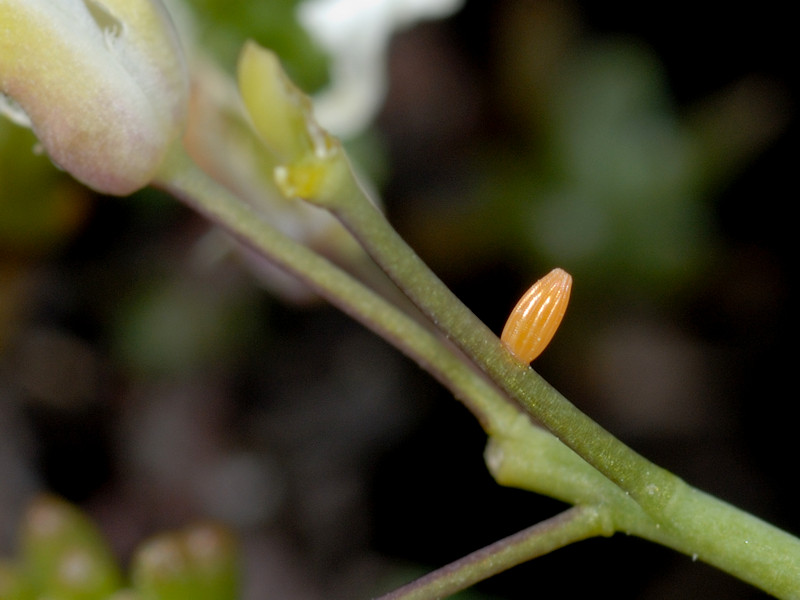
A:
[[0, 0, 188, 195]]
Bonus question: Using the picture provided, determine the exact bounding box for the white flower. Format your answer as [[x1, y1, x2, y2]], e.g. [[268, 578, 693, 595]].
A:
[[0, 0, 188, 195], [297, 0, 464, 138]]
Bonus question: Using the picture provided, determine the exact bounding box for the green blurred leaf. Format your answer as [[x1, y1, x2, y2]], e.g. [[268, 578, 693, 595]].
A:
[[181, 0, 329, 90]]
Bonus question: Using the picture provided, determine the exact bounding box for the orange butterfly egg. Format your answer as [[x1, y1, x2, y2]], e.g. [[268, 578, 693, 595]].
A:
[[501, 268, 572, 364]]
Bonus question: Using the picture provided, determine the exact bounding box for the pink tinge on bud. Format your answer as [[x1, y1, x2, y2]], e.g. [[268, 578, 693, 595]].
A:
[[0, 0, 188, 195]]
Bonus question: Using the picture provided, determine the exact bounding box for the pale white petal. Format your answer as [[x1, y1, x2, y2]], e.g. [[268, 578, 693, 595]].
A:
[[297, 0, 464, 137]]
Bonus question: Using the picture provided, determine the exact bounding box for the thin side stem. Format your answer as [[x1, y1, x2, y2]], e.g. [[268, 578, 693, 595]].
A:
[[490, 421, 800, 599], [374, 506, 609, 600]]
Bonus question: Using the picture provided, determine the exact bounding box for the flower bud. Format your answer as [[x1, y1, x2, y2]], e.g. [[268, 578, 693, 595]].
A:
[[20, 495, 122, 598], [131, 523, 239, 600], [237, 41, 355, 208], [0, 0, 188, 195], [237, 40, 322, 164]]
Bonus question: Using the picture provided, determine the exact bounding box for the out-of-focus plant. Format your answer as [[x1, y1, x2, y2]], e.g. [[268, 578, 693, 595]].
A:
[[0, 495, 238, 600], [1, 1, 797, 599]]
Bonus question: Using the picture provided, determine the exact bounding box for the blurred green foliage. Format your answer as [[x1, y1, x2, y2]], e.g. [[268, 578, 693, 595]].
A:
[[111, 265, 260, 377], [0, 496, 238, 600], [0, 121, 91, 254], [178, 0, 329, 90]]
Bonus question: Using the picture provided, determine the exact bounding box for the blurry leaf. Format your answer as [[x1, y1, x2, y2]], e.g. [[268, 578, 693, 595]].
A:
[[179, 0, 328, 90]]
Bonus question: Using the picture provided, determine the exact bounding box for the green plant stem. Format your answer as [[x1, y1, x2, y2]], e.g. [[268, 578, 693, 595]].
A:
[[374, 506, 610, 600], [295, 157, 800, 598], [156, 143, 519, 435], [489, 421, 800, 599], [156, 144, 626, 596], [158, 144, 800, 597], [299, 160, 674, 506]]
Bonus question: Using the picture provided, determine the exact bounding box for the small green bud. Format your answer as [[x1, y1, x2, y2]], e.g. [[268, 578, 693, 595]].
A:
[[19, 495, 122, 599], [130, 534, 194, 600], [237, 40, 323, 164], [131, 523, 239, 600], [237, 41, 360, 208]]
